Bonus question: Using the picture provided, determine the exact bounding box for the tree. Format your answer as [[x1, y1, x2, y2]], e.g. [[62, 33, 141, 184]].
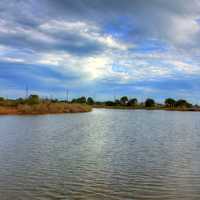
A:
[[127, 98, 138, 106], [0, 97, 4, 101], [71, 98, 77, 103], [27, 94, 40, 105], [165, 98, 176, 107], [79, 96, 86, 103], [74, 96, 86, 103], [145, 98, 155, 107], [115, 99, 121, 105], [175, 99, 191, 108], [105, 101, 115, 106], [16, 98, 25, 105], [120, 96, 128, 105], [87, 97, 94, 105]]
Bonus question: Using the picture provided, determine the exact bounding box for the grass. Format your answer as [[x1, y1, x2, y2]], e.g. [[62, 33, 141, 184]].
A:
[[0, 102, 92, 115]]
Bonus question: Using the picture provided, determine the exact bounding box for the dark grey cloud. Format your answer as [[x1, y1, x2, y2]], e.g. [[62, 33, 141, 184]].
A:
[[0, 28, 103, 56], [1, 0, 200, 54]]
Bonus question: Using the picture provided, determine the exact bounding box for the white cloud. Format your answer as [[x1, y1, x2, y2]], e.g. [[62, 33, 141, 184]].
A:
[[167, 60, 200, 74], [37, 52, 71, 66], [169, 16, 200, 45], [39, 20, 131, 51], [0, 57, 25, 63]]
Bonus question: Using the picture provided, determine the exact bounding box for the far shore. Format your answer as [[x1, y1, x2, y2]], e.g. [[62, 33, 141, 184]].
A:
[[93, 105, 200, 112], [1, 103, 199, 115], [0, 94, 199, 115]]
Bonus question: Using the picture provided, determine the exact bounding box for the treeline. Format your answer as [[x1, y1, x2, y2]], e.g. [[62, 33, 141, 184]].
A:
[[70, 96, 198, 109], [0, 95, 198, 109], [0, 95, 41, 106], [0, 95, 95, 107]]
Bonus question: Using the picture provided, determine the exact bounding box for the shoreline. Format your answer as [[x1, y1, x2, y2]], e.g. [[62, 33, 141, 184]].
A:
[[0, 103, 92, 115], [1, 105, 199, 115], [93, 105, 200, 112]]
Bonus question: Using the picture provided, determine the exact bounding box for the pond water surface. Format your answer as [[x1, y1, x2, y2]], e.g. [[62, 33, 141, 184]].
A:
[[0, 109, 200, 200]]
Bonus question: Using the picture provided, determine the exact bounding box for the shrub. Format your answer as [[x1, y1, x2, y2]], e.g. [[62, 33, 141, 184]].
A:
[[26, 95, 40, 105], [105, 101, 116, 106], [87, 97, 94, 105], [165, 98, 176, 107], [145, 98, 155, 107], [127, 98, 138, 106], [176, 99, 191, 108], [120, 96, 128, 105]]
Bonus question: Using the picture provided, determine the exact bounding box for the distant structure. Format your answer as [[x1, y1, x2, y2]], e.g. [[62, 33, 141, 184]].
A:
[[66, 89, 69, 102], [25, 85, 29, 99], [113, 90, 117, 101]]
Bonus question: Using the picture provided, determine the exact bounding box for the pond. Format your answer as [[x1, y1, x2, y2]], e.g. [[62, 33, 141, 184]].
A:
[[0, 109, 200, 199]]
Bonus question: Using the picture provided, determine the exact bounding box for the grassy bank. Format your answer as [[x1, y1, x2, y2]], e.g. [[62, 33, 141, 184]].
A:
[[0, 102, 92, 115]]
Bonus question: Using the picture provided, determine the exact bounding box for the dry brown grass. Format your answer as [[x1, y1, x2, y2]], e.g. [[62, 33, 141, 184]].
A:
[[0, 103, 92, 115], [0, 107, 18, 115]]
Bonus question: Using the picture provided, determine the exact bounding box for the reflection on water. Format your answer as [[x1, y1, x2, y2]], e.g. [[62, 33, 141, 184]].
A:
[[0, 109, 200, 199]]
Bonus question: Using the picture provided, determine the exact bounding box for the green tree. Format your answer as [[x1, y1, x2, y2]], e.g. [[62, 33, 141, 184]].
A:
[[77, 96, 86, 103], [105, 101, 115, 106], [115, 99, 121, 105], [145, 98, 155, 107], [27, 95, 40, 105], [0, 97, 4, 101], [165, 98, 176, 107], [127, 98, 138, 106], [120, 96, 128, 105], [16, 98, 25, 105], [87, 97, 94, 105], [175, 99, 191, 108]]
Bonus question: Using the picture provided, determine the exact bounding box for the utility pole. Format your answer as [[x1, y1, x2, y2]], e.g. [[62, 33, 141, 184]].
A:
[[66, 89, 69, 102], [25, 85, 29, 99], [113, 90, 116, 102]]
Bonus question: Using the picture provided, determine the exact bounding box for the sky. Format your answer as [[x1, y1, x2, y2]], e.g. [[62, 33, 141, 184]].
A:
[[0, 0, 200, 103]]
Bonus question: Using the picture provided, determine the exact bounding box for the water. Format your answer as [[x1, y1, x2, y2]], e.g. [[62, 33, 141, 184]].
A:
[[0, 109, 200, 200]]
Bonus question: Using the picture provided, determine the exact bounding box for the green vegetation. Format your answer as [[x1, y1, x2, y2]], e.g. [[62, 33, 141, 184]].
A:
[[26, 94, 40, 105], [71, 96, 86, 104], [92, 96, 200, 111], [120, 96, 128, 105], [87, 97, 94, 105], [145, 98, 155, 107], [175, 99, 192, 108], [165, 98, 176, 108], [127, 98, 138, 106]]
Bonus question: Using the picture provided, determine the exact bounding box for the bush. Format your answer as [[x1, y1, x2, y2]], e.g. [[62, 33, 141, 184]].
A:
[[26, 95, 40, 105], [175, 99, 191, 108], [105, 101, 116, 106], [145, 98, 155, 107], [120, 96, 128, 105], [127, 98, 138, 106], [87, 97, 94, 105], [165, 98, 176, 107], [71, 96, 86, 104]]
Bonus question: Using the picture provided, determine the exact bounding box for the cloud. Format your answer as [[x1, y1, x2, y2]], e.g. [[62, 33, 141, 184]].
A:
[[0, 0, 200, 101]]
